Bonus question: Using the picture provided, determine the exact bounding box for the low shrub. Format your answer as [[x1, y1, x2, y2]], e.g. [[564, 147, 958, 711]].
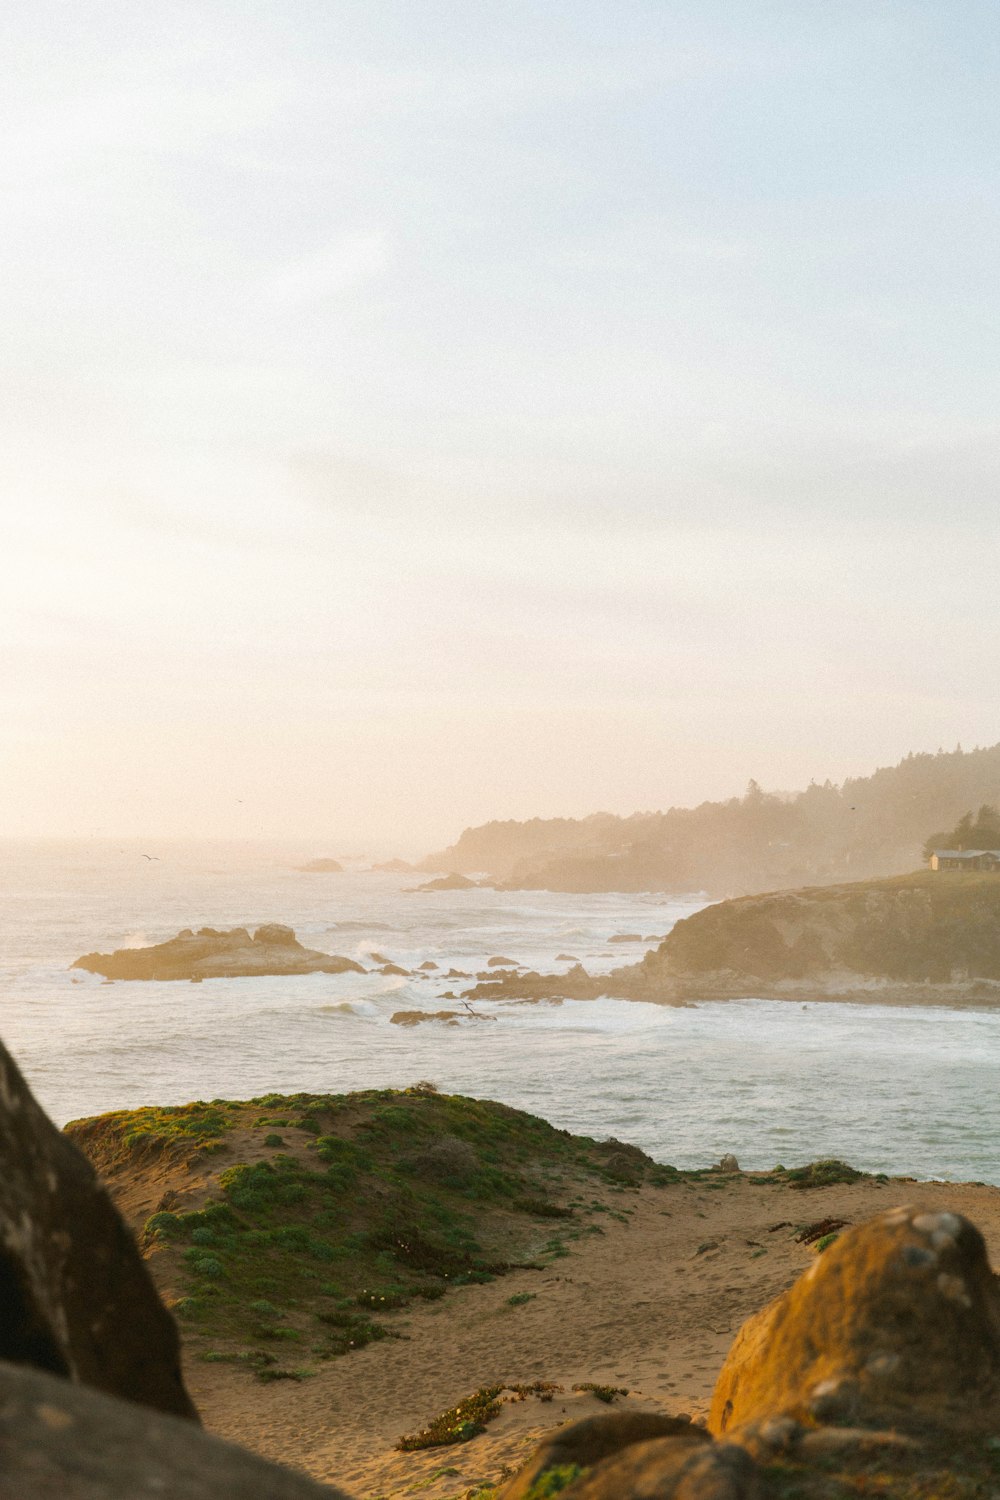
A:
[[782, 1160, 865, 1190]]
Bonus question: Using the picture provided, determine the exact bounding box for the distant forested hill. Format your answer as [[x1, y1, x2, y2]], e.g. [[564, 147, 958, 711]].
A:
[[419, 744, 1000, 896]]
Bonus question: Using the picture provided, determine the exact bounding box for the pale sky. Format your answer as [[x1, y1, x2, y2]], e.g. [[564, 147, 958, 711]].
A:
[[4, 2, 1000, 851]]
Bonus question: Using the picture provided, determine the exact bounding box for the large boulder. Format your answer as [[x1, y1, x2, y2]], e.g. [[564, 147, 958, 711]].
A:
[[0, 1358, 346, 1498], [72, 925, 365, 980], [0, 1038, 196, 1418], [709, 1204, 1000, 1437], [502, 1205, 1000, 1499]]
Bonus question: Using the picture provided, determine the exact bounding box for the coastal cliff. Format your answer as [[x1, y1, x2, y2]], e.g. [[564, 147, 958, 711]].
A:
[[460, 871, 1000, 1007], [622, 871, 1000, 1004]]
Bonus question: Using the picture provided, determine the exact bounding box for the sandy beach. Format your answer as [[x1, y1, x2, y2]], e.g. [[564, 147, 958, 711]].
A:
[[178, 1171, 1000, 1497]]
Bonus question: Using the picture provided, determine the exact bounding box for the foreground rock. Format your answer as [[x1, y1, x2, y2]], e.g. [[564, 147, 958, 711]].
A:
[[0, 1037, 196, 1417], [710, 1204, 1000, 1436], [503, 1203, 1000, 1498], [72, 925, 365, 981], [0, 1359, 344, 1499], [500, 1413, 710, 1500]]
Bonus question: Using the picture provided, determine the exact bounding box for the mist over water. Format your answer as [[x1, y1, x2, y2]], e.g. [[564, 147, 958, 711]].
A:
[[3, 839, 999, 1184]]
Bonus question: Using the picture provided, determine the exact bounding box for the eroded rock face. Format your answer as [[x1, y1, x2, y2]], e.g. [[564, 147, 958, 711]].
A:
[[620, 876, 1000, 1004], [72, 926, 365, 980], [0, 1040, 196, 1418], [0, 1358, 346, 1499], [709, 1205, 1000, 1436]]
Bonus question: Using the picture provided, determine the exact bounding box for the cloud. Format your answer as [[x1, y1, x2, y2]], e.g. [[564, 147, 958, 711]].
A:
[[259, 233, 390, 306]]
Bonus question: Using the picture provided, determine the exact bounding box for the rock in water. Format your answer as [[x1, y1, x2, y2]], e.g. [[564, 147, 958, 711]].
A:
[[72, 925, 365, 980], [0, 1038, 197, 1418], [250, 922, 300, 945], [413, 872, 477, 891], [0, 1358, 346, 1499]]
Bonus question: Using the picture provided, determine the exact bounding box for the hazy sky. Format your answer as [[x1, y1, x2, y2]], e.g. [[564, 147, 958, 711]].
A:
[[5, 2, 1000, 850]]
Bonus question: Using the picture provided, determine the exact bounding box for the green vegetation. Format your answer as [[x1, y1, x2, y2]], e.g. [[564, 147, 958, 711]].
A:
[[779, 1160, 866, 1190], [924, 803, 1000, 860], [522, 1465, 586, 1499], [398, 1386, 505, 1450], [398, 1383, 561, 1451], [571, 1383, 628, 1403], [65, 1100, 237, 1165], [67, 1088, 684, 1370]]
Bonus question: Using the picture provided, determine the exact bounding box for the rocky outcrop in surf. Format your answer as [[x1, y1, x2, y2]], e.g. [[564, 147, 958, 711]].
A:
[[72, 925, 365, 981], [413, 873, 479, 892], [462, 963, 607, 1003]]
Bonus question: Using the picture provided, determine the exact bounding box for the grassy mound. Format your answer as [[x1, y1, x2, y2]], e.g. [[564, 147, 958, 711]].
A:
[[67, 1088, 874, 1383], [66, 1087, 681, 1373]]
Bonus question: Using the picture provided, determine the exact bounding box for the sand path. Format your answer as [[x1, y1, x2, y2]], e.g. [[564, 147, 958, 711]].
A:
[[186, 1173, 1000, 1497]]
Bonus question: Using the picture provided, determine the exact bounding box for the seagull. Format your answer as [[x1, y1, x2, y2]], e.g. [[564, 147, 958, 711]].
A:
[[139, 853, 160, 861]]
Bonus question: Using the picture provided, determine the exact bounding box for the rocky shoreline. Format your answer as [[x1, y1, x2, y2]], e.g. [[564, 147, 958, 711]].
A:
[[463, 871, 1000, 1009], [460, 965, 1000, 1008]]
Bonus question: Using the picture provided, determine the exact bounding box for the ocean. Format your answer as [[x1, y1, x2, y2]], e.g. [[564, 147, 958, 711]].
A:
[[2, 838, 998, 1184]]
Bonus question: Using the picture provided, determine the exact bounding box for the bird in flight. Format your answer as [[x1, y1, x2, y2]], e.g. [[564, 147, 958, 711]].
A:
[[139, 853, 160, 861]]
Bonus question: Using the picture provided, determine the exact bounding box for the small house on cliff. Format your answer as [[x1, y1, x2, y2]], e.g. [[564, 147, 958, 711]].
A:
[[929, 848, 1000, 871]]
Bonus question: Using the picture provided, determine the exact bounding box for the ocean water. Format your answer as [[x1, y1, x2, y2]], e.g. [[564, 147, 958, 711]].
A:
[[2, 838, 1000, 1185]]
